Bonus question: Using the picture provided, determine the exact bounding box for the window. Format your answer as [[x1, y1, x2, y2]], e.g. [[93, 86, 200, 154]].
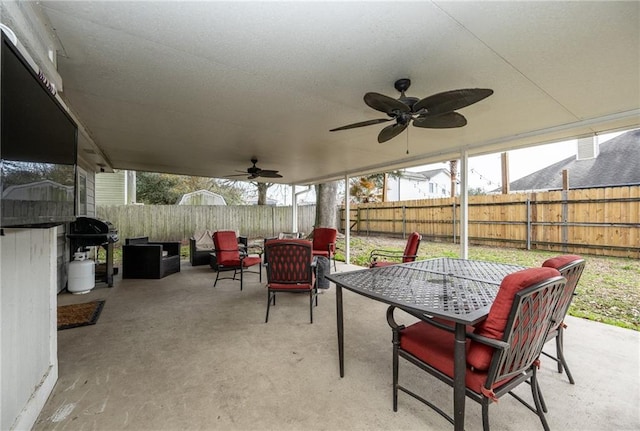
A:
[[77, 167, 87, 216]]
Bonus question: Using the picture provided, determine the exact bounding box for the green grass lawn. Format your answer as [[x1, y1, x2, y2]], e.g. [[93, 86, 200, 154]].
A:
[[334, 235, 640, 331], [109, 236, 639, 331]]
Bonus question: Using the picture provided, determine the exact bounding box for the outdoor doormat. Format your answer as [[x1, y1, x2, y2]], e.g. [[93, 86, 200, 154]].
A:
[[57, 300, 105, 331]]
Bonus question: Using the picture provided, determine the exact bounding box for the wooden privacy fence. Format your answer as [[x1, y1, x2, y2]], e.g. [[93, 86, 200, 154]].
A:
[[96, 204, 316, 242], [340, 185, 640, 259]]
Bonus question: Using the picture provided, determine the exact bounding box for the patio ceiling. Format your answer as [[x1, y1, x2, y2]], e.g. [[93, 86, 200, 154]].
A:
[[30, 2, 640, 184]]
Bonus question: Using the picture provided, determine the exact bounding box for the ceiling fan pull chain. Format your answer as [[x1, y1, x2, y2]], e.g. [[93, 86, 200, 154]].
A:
[[406, 127, 410, 154]]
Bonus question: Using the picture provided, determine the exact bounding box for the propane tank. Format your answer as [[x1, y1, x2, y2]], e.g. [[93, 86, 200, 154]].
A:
[[68, 251, 95, 294]]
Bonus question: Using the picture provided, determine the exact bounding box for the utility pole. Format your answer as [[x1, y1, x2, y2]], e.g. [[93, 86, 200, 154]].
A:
[[501, 152, 510, 194], [450, 160, 458, 197]]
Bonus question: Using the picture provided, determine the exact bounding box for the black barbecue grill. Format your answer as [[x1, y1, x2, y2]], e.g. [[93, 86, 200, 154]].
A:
[[68, 217, 119, 287]]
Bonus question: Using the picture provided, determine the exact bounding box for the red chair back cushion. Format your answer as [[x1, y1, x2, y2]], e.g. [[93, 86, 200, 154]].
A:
[[542, 254, 585, 329], [542, 254, 582, 271], [313, 228, 337, 252], [266, 239, 313, 285], [467, 266, 561, 370], [213, 230, 240, 264], [402, 232, 421, 262]]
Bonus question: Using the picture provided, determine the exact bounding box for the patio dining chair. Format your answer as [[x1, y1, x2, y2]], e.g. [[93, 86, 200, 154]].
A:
[[369, 231, 422, 268], [212, 230, 262, 291], [387, 267, 566, 431], [264, 239, 317, 323], [312, 227, 337, 271], [540, 254, 586, 384]]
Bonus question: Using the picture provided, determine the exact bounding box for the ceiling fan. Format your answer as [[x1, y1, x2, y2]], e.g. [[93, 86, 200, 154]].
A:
[[330, 79, 493, 143], [228, 158, 282, 179]]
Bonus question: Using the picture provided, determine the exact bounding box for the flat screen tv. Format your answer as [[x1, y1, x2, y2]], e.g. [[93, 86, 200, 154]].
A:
[[1, 32, 77, 228]]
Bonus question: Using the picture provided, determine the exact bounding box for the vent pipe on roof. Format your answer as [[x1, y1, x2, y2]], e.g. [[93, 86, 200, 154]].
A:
[[576, 134, 599, 160]]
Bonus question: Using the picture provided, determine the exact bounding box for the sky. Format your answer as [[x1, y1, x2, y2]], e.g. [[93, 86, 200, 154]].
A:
[[267, 129, 630, 204], [406, 130, 628, 191]]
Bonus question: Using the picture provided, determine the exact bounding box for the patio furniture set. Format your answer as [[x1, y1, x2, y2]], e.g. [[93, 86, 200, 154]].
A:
[[121, 228, 341, 322], [122, 227, 584, 430], [327, 254, 585, 431]]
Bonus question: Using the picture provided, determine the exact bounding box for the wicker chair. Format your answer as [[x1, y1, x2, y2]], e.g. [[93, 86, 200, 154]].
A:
[[122, 236, 181, 279], [387, 267, 567, 431]]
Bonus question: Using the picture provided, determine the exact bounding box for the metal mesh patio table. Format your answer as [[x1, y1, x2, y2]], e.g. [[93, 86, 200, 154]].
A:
[[326, 257, 525, 431]]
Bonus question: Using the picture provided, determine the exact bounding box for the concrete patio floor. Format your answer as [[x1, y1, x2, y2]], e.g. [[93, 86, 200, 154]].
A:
[[36, 260, 639, 430]]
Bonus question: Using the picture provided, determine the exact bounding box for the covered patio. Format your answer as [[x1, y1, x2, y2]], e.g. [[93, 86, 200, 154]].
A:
[[37, 261, 639, 430]]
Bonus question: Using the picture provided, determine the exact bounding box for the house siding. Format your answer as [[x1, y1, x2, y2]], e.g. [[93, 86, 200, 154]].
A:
[[95, 171, 127, 205], [0, 7, 101, 429]]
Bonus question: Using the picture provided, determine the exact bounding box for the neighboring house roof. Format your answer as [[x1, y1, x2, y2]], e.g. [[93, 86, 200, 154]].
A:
[[415, 168, 450, 180], [510, 130, 640, 191], [2, 179, 74, 200], [178, 190, 227, 205]]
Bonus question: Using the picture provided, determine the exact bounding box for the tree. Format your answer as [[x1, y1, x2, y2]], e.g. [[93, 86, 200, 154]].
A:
[[315, 181, 339, 228], [253, 182, 271, 205], [136, 172, 182, 204], [136, 172, 246, 205], [349, 177, 380, 203]]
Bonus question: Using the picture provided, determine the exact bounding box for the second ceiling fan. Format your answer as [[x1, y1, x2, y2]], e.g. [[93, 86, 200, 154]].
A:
[[330, 79, 493, 143], [228, 158, 282, 180]]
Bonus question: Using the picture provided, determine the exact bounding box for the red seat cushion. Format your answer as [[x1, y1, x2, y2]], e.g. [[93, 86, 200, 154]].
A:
[[466, 267, 561, 371], [400, 321, 512, 395], [268, 282, 314, 290]]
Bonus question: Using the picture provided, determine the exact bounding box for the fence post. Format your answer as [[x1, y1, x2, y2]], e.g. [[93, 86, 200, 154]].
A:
[[367, 207, 370, 236], [526, 198, 531, 250], [402, 205, 406, 239], [561, 190, 569, 253], [452, 200, 457, 245]]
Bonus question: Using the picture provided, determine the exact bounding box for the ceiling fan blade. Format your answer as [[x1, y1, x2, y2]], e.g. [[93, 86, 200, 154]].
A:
[[413, 112, 467, 128], [378, 122, 408, 143], [330, 118, 391, 132], [258, 170, 282, 178], [364, 92, 411, 115], [413, 88, 493, 115]]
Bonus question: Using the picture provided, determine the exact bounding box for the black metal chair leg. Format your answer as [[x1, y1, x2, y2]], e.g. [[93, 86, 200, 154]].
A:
[[392, 333, 399, 411], [482, 402, 490, 431], [309, 290, 314, 324], [265, 291, 273, 323], [530, 368, 551, 431], [556, 328, 575, 384], [214, 270, 221, 287]]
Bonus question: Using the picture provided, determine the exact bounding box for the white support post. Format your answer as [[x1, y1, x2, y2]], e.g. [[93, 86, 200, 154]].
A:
[[291, 184, 297, 233], [344, 174, 350, 264], [460, 150, 469, 259]]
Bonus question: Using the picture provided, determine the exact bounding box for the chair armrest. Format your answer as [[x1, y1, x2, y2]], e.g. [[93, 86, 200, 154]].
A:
[[369, 249, 404, 263], [328, 242, 336, 253], [465, 331, 509, 351], [386, 306, 406, 331], [149, 241, 180, 256], [387, 306, 509, 352]]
